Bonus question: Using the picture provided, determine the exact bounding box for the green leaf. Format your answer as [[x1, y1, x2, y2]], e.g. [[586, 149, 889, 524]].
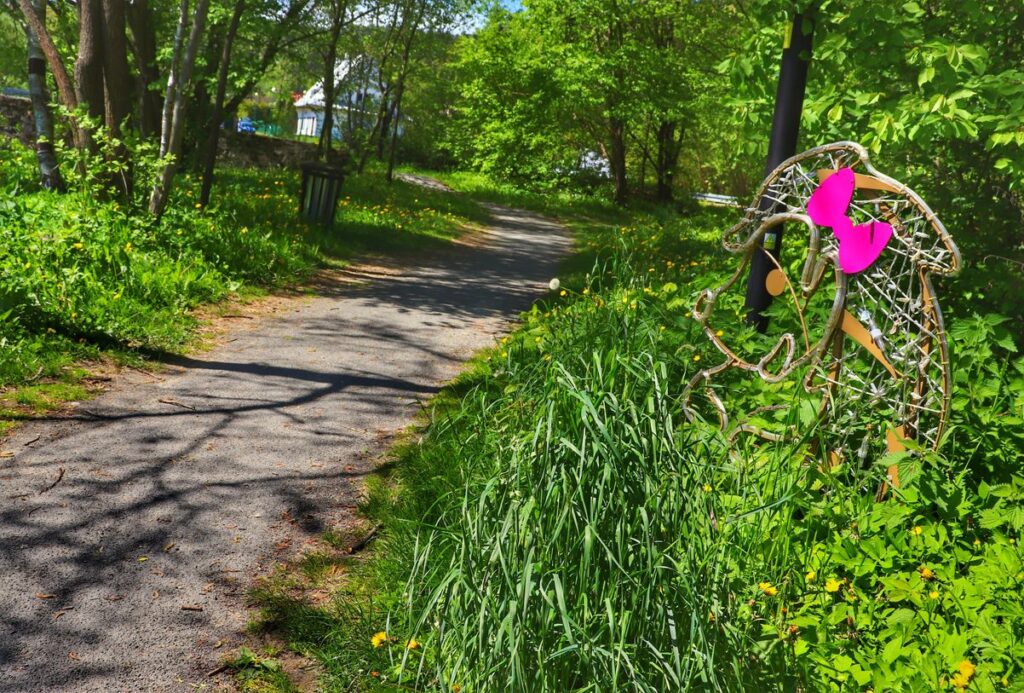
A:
[[918, 66, 936, 87], [902, 1, 925, 17]]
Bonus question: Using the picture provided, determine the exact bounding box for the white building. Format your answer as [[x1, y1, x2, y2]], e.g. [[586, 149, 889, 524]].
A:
[[294, 58, 385, 140]]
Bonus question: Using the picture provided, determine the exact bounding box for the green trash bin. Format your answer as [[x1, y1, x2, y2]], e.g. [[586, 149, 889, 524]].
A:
[[299, 162, 346, 226]]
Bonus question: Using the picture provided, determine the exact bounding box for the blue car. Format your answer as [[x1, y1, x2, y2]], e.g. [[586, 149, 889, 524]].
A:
[[237, 117, 256, 134]]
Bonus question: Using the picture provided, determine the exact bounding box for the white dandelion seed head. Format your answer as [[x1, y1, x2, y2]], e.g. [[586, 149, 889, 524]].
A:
[[548, 278, 560, 291]]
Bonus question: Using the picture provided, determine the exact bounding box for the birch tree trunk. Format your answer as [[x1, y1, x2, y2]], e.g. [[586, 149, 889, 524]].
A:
[[23, 0, 64, 190], [16, 0, 84, 148], [159, 0, 189, 160], [150, 0, 211, 217]]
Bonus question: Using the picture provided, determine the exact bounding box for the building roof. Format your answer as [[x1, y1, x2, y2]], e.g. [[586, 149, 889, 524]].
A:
[[294, 57, 376, 109]]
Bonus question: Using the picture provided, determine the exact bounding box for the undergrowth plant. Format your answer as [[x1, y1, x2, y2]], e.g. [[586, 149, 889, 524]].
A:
[[248, 183, 1024, 691], [0, 140, 483, 390]]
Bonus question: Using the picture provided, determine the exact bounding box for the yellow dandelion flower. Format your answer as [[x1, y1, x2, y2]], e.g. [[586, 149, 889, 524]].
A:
[[693, 355, 701, 362], [805, 570, 816, 582], [371, 631, 389, 648], [910, 525, 922, 536], [929, 590, 939, 600], [758, 582, 778, 597], [824, 578, 841, 593], [72, 242, 84, 249], [406, 639, 421, 650], [919, 566, 935, 580], [560, 290, 567, 296], [124, 242, 133, 252], [195, 203, 202, 209], [715, 329, 724, 337], [702, 483, 712, 492]]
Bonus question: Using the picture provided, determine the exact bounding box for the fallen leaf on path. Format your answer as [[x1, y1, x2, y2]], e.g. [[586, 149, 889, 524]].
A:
[[0, 451, 14, 458], [35, 593, 57, 599], [163, 542, 176, 552], [212, 640, 224, 649], [181, 605, 203, 612], [137, 556, 148, 562], [68, 652, 81, 661]]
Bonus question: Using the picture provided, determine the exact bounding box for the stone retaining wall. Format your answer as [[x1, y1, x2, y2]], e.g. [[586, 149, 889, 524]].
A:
[[0, 98, 345, 171], [0, 95, 34, 147]]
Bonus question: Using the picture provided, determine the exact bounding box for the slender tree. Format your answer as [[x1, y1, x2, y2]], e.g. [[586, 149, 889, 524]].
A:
[[199, 0, 246, 205], [150, 0, 211, 216]]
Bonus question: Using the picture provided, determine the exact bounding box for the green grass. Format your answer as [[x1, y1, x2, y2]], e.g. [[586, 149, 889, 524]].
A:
[[0, 141, 486, 427], [247, 172, 1024, 690]]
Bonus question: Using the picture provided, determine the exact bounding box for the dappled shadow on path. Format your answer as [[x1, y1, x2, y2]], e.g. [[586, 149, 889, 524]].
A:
[[0, 202, 571, 692]]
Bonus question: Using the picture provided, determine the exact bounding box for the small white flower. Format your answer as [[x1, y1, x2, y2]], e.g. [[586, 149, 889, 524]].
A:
[[548, 278, 560, 291]]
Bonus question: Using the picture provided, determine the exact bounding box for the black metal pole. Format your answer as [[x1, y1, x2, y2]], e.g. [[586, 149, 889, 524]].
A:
[[744, 10, 815, 332]]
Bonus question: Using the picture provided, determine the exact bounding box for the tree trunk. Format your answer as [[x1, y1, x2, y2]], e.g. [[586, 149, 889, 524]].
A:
[[608, 115, 627, 205], [15, 0, 79, 115], [23, 0, 64, 190], [126, 0, 161, 139], [318, 4, 345, 159], [385, 0, 427, 183], [150, 0, 211, 217], [655, 120, 681, 202], [199, 0, 245, 206], [385, 85, 403, 182], [159, 0, 189, 160], [75, 0, 106, 149], [100, 0, 133, 196]]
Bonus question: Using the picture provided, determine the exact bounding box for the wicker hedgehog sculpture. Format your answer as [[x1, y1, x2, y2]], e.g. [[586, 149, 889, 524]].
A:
[[682, 142, 961, 475]]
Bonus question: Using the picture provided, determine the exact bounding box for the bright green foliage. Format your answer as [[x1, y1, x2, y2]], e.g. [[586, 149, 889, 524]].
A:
[[720, 0, 1024, 326], [443, 1, 739, 197], [0, 12, 25, 89], [0, 140, 484, 388]]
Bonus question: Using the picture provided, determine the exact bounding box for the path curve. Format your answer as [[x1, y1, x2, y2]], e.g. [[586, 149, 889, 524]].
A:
[[0, 201, 571, 692]]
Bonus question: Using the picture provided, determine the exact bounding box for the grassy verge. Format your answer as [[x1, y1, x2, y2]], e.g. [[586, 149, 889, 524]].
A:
[[246, 172, 1024, 691], [0, 141, 486, 430]]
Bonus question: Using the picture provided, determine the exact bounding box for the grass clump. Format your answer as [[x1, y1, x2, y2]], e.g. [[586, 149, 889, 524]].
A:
[[0, 142, 485, 421], [250, 176, 1023, 690]]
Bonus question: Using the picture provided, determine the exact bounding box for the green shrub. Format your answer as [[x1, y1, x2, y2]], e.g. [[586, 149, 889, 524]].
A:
[[307, 200, 1024, 690]]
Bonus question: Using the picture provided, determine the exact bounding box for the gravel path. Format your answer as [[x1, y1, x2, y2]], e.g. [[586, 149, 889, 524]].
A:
[[0, 202, 571, 692]]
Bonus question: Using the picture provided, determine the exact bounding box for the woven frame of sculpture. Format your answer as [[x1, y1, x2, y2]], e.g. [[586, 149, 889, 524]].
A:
[[683, 142, 961, 468]]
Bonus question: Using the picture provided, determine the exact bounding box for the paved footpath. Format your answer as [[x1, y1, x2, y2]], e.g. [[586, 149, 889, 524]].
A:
[[0, 201, 571, 692]]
